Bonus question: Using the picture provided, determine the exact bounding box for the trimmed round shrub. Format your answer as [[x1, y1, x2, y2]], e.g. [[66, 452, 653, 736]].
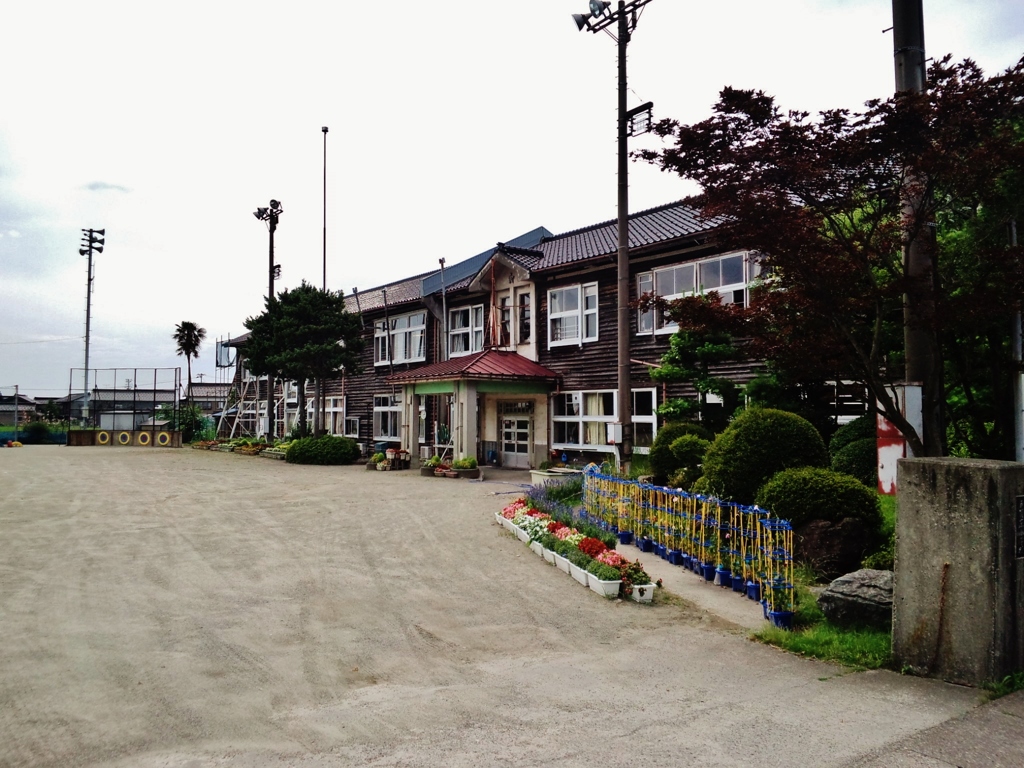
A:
[[831, 437, 877, 488], [829, 413, 875, 456], [754, 467, 882, 531], [285, 434, 360, 465], [649, 421, 714, 484], [665, 434, 711, 489], [700, 408, 828, 503]]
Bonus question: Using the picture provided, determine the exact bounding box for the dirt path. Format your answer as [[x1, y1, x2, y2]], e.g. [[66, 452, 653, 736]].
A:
[[0, 447, 980, 767]]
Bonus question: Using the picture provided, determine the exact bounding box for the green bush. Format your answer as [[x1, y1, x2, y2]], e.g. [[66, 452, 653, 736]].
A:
[[664, 434, 712, 489], [701, 408, 828, 503], [285, 434, 361, 465], [829, 414, 875, 455], [18, 421, 52, 444], [452, 456, 478, 469], [754, 467, 883, 531], [649, 421, 714, 484], [566, 548, 595, 570], [831, 437, 877, 488]]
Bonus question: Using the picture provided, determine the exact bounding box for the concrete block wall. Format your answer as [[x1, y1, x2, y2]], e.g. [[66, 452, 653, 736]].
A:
[[893, 458, 1024, 686]]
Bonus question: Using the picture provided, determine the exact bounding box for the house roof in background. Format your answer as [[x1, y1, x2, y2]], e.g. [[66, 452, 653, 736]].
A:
[[386, 349, 560, 385]]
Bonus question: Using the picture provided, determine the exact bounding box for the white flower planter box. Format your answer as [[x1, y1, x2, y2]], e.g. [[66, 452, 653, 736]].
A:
[[529, 541, 544, 557], [553, 553, 572, 574], [629, 583, 656, 603], [568, 562, 590, 587], [502, 518, 517, 534], [516, 527, 530, 544], [588, 576, 622, 598], [542, 548, 556, 565]]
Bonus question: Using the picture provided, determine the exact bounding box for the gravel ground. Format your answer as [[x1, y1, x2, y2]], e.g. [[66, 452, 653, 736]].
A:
[[0, 446, 983, 768]]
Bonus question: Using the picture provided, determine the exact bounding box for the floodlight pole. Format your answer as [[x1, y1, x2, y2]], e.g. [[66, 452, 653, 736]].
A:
[[253, 201, 283, 441], [79, 228, 104, 424], [575, 0, 652, 470]]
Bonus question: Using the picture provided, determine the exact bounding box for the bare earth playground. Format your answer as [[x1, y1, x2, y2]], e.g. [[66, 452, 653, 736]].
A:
[[1, 446, 1019, 767]]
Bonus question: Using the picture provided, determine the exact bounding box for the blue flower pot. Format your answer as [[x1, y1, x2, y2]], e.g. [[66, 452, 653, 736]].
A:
[[701, 563, 716, 582], [654, 543, 666, 558], [617, 530, 634, 546], [714, 567, 731, 587], [761, 599, 769, 620], [732, 574, 746, 593], [747, 581, 761, 602], [681, 554, 691, 569], [667, 549, 682, 566], [769, 610, 794, 630], [638, 537, 655, 553], [610, 525, 619, 535]]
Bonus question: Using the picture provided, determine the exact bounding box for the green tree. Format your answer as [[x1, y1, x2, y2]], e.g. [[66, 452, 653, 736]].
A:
[[639, 56, 1024, 457], [243, 282, 364, 439], [172, 321, 207, 407]]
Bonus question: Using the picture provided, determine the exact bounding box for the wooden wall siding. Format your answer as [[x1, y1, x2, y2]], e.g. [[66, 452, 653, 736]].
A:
[[536, 262, 767, 400]]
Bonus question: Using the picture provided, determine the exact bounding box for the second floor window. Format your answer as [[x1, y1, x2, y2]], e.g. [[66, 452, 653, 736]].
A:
[[548, 283, 598, 347], [638, 252, 756, 333], [374, 311, 426, 365], [449, 305, 484, 356]]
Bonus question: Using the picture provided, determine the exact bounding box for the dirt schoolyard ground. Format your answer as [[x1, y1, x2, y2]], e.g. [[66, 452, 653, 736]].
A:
[[0, 446, 1015, 767]]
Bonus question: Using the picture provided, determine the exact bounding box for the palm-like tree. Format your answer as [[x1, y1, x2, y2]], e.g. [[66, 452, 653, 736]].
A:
[[172, 321, 207, 405]]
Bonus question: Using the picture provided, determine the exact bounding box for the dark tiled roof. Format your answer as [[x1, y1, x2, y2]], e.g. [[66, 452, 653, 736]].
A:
[[345, 271, 432, 315], [536, 200, 726, 269], [421, 226, 553, 296], [225, 332, 251, 347], [386, 349, 561, 384]]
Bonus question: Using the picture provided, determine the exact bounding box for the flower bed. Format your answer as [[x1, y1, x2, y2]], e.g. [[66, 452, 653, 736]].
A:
[[498, 497, 658, 602]]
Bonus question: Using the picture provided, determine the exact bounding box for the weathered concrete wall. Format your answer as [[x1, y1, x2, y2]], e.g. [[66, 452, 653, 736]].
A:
[[893, 458, 1024, 686]]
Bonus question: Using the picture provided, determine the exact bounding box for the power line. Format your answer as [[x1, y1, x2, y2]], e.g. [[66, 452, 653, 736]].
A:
[[0, 336, 82, 345]]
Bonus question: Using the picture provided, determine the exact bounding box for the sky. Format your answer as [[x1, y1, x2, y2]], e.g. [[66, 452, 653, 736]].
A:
[[1, 0, 1021, 398]]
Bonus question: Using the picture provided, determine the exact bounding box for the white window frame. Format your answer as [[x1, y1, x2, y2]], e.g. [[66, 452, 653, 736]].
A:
[[547, 282, 598, 348], [372, 394, 401, 440], [637, 251, 755, 335], [449, 304, 484, 357], [551, 388, 657, 453], [374, 311, 426, 366]]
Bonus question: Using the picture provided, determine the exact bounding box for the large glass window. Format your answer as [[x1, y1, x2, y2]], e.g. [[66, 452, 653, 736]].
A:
[[551, 388, 657, 452], [517, 290, 531, 343], [374, 311, 426, 365], [373, 394, 401, 440], [449, 304, 484, 356], [637, 252, 754, 334], [548, 283, 598, 347]]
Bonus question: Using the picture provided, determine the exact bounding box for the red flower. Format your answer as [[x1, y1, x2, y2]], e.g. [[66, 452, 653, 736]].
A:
[[578, 537, 608, 558], [547, 521, 566, 533]]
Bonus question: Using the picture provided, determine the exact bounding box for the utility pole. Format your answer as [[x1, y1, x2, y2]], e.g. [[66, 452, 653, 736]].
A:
[[79, 228, 104, 425], [892, 0, 938, 456], [574, 0, 653, 471], [1011, 219, 1023, 462], [13, 384, 18, 443]]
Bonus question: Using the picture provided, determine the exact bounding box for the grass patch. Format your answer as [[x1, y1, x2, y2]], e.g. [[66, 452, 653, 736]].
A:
[[878, 493, 896, 536], [755, 622, 892, 670], [983, 671, 1024, 699], [752, 574, 892, 670]]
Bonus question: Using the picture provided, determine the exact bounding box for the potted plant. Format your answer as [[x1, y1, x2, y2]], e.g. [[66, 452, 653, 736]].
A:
[[619, 559, 657, 603], [421, 454, 441, 477], [451, 456, 480, 479], [566, 548, 594, 587], [368, 451, 385, 470], [586, 561, 623, 597]]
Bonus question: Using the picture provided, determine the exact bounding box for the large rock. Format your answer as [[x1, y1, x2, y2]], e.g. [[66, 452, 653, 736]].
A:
[[794, 517, 879, 580], [817, 569, 893, 630]]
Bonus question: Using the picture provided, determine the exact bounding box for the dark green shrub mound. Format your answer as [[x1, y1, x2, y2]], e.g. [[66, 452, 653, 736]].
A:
[[700, 408, 828, 503], [831, 437, 877, 488], [285, 434, 361, 465], [665, 434, 711, 489], [754, 467, 882, 531], [18, 422, 52, 444], [829, 414, 875, 456], [649, 421, 714, 484]]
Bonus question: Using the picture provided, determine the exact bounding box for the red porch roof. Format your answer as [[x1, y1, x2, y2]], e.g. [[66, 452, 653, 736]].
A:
[[385, 349, 561, 385]]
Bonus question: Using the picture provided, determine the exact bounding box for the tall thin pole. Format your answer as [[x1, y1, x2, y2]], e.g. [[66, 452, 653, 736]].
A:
[[84, 245, 93, 420], [893, 0, 937, 456], [615, 1, 634, 468], [13, 384, 18, 444], [439, 259, 448, 361], [322, 126, 328, 291], [1011, 219, 1023, 462]]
